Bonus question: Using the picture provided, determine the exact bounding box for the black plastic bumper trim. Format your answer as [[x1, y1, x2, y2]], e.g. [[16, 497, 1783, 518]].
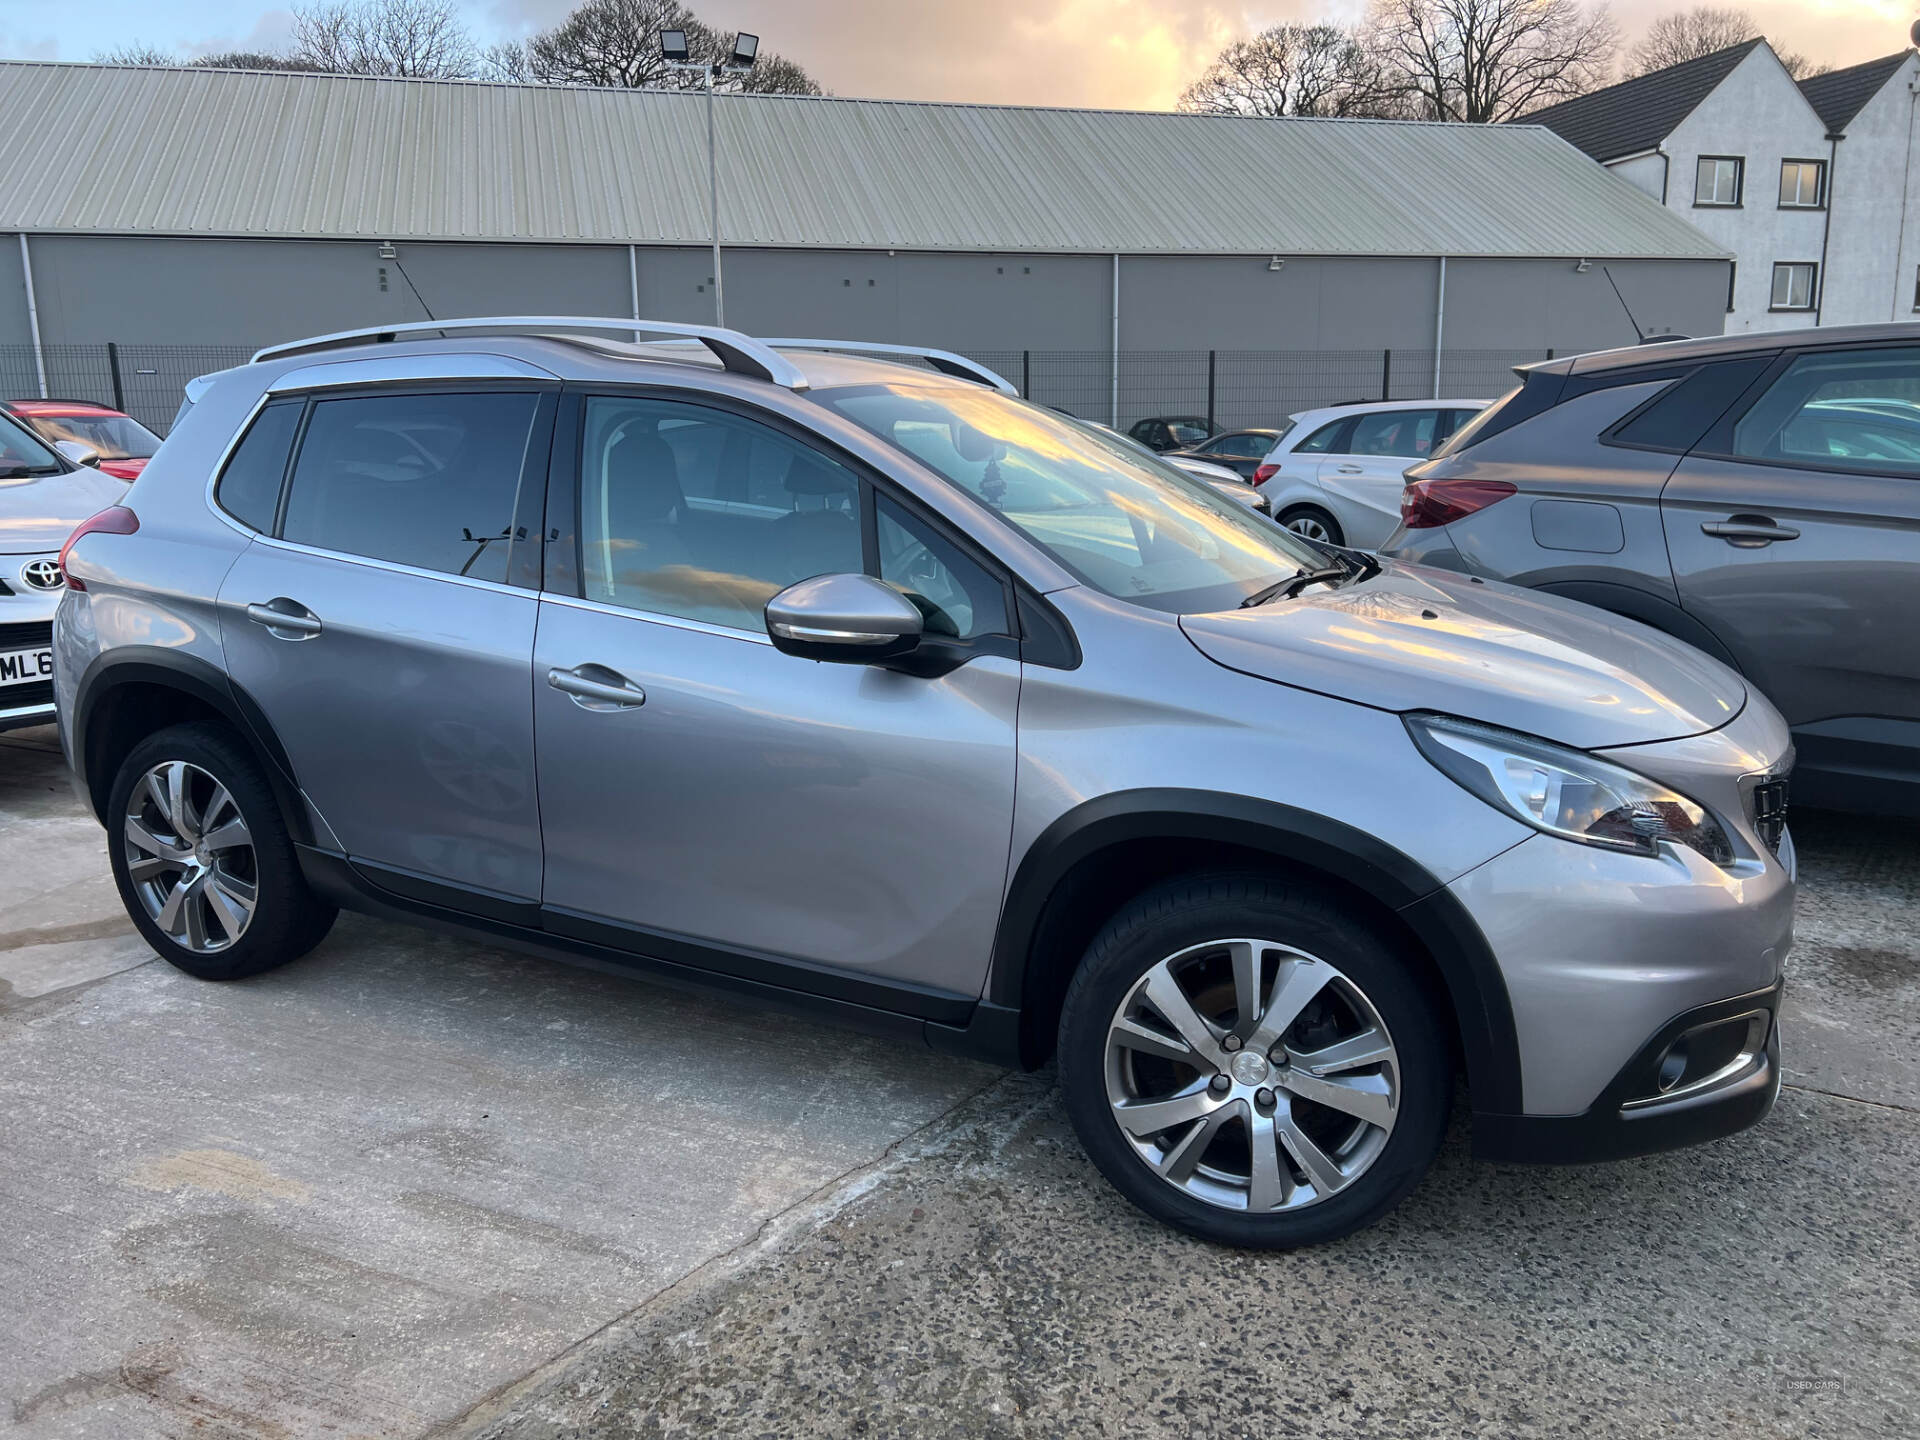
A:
[[1471, 982, 1782, 1165]]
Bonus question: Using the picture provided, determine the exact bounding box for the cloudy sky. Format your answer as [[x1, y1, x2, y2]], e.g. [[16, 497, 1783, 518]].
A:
[[4, 0, 1912, 106]]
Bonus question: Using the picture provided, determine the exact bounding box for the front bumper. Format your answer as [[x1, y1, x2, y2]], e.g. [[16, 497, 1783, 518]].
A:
[[1474, 983, 1781, 1163], [0, 566, 60, 733]]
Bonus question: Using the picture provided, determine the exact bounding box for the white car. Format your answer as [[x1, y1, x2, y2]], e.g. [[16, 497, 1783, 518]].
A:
[[1253, 399, 1489, 549]]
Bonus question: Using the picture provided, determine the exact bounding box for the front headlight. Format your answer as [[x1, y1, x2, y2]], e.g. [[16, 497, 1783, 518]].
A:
[[1406, 714, 1734, 866]]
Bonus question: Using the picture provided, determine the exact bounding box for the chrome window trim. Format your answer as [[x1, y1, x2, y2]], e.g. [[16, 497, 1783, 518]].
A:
[[245, 532, 534, 599], [538, 591, 776, 647]]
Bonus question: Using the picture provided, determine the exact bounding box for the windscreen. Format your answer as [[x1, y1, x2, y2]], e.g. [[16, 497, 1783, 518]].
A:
[[0, 412, 65, 474], [819, 383, 1324, 614], [25, 412, 159, 460]]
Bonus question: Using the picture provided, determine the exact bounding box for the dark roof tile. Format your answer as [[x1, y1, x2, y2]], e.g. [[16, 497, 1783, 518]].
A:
[[1516, 40, 1765, 161], [1798, 51, 1911, 133]]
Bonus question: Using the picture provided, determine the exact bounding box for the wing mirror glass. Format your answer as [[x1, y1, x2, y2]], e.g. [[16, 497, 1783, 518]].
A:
[[765, 573, 924, 663], [55, 440, 101, 468]]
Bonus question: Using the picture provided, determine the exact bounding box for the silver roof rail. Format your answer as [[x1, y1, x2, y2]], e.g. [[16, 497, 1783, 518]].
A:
[[249, 317, 810, 391], [756, 339, 1018, 394]]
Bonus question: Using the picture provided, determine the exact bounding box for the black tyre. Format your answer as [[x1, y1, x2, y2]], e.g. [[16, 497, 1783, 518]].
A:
[[1277, 504, 1344, 547], [107, 722, 336, 980], [1058, 873, 1449, 1249]]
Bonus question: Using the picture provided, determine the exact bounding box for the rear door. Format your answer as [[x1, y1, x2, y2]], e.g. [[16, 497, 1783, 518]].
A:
[[1663, 342, 1920, 772], [216, 381, 555, 904], [1318, 409, 1443, 548]]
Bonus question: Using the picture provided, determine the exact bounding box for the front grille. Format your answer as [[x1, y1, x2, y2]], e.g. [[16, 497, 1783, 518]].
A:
[[0, 679, 53, 711], [0, 620, 54, 650], [1750, 777, 1790, 855]]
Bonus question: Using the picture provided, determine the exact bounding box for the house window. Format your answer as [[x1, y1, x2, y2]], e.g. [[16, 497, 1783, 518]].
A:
[[1726, 262, 1737, 313], [1695, 156, 1743, 207], [1778, 159, 1825, 208], [1770, 262, 1817, 311]]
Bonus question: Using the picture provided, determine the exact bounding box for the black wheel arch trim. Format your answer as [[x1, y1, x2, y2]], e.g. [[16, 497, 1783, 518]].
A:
[[71, 647, 316, 846], [978, 788, 1524, 1113]]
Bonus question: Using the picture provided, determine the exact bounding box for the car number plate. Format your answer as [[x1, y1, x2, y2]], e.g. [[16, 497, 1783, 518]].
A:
[[0, 645, 53, 687]]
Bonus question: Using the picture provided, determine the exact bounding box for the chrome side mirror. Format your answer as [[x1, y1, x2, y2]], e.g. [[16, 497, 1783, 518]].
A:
[[55, 440, 101, 468], [765, 573, 923, 663]]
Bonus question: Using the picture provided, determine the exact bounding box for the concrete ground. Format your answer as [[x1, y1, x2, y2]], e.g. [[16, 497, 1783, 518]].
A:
[[2, 723, 1915, 1438]]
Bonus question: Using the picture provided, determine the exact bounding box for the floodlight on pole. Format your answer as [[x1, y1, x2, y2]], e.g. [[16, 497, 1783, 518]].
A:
[[662, 29, 761, 328]]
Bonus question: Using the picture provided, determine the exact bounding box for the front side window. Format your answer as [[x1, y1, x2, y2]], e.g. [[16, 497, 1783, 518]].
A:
[[579, 396, 863, 631], [214, 398, 301, 532], [279, 390, 539, 582], [1346, 409, 1440, 459], [1770, 262, 1817, 311], [876, 493, 1007, 639], [1695, 156, 1743, 206], [821, 383, 1324, 614], [1779, 159, 1825, 208], [1730, 346, 1920, 475]]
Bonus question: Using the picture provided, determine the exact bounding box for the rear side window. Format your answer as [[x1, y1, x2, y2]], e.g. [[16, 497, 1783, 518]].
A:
[[1609, 357, 1774, 453], [280, 391, 539, 582], [1348, 409, 1440, 459], [214, 399, 301, 533], [1292, 419, 1351, 455], [1728, 346, 1920, 476]]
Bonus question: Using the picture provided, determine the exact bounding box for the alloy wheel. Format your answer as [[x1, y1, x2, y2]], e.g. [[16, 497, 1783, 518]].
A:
[[1103, 938, 1399, 1213], [122, 760, 258, 953], [1285, 514, 1334, 543]]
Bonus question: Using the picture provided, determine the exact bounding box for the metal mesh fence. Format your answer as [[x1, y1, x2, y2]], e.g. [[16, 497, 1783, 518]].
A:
[[0, 344, 253, 435], [0, 342, 1554, 439]]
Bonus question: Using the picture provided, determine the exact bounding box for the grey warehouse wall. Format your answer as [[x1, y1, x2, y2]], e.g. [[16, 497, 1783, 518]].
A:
[[1, 234, 1729, 360]]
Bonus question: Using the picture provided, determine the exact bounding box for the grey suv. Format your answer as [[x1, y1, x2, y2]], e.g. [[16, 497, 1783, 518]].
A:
[[1385, 323, 1920, 818], [54, 319, 1795, 1249]]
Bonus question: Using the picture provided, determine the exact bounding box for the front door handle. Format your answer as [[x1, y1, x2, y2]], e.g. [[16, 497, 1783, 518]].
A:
[[1701, 515, 1801, 547], [1335, 464, 1365, 474], [244, 599, 323, 639], [547, 664, 647, 711]]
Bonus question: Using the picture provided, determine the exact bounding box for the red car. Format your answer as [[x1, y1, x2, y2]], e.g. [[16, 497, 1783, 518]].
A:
[[5, 399, 161, 480]]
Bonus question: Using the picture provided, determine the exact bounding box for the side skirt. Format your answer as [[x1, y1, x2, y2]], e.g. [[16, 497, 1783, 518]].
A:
[[297, 847, 1019, 1065]]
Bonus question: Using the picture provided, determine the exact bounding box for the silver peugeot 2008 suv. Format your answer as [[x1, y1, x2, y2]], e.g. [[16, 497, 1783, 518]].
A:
[[53, 319, 1795, 1249]]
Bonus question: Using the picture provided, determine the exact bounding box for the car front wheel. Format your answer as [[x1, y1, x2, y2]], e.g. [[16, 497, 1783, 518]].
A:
[[1058, 874, 1449, 1248]]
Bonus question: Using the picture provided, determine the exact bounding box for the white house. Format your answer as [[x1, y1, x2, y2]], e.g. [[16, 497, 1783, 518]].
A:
[[1523, 39, 1920, 334]]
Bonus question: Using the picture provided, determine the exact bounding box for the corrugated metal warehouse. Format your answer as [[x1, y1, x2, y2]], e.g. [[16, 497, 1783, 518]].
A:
[[0, 61, 1732, 427]]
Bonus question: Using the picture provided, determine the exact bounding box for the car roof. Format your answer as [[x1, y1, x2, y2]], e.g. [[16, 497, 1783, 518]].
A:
[[1533, 321, 1920, 378], [1284, 398, 1491, 423], [7, 398, 124, 416]]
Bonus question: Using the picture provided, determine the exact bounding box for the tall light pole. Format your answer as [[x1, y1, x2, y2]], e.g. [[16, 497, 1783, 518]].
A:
[[662, 29, 758, 328]]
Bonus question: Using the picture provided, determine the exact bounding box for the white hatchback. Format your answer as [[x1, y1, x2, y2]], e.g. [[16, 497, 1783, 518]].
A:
[[1253, 399, 1489, 549]]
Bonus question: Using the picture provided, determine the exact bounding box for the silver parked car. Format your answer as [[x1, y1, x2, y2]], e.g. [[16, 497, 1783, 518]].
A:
[[0, 409, 128, 733], [1384, 324, 1920, 818], [54, 319, 1794, 1249]]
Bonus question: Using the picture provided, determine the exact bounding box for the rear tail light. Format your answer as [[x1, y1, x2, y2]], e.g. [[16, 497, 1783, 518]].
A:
[[1400, 478, 1516, 529], [58, 506, 139, 591], [1252, 463, 1278, 487]]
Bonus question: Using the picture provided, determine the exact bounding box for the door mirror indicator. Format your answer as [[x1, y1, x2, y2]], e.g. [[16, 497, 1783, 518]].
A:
[[766, 573, 925, 663]]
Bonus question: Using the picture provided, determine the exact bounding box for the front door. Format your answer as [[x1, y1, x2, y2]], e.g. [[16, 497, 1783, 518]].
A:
[[533, 392, 1020, 1004], [217, 385, 554, 901], [1662, 343, 1920, 796]]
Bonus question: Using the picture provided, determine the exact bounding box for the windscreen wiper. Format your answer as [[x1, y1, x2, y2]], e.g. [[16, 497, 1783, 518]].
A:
[[1239, 564, 1349, 608]]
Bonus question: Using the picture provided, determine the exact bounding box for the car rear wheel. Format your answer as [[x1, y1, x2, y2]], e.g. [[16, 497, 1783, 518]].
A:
[[108, 722, 336, 980], [1278, 505, 1344, 546], [1058, 873, 1449, 1248]]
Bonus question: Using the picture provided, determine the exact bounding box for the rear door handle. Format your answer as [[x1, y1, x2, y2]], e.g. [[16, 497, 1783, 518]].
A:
[[1335, 464, 1365, 474], [1701, 515, 1801, 546], [244, 600, 323, 639], [547, 664, 647, 711]]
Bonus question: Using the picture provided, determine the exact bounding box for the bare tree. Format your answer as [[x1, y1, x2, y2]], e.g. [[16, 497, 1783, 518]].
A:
[[527, 0, 820, 93], [477, 41, 532, 83], [93, 44, 180, 65], [291, 0, 478, 78], [1624, 7, 1824, 78], [1178, 24, 1404, 118], [1365, 0, 1618, 123]]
